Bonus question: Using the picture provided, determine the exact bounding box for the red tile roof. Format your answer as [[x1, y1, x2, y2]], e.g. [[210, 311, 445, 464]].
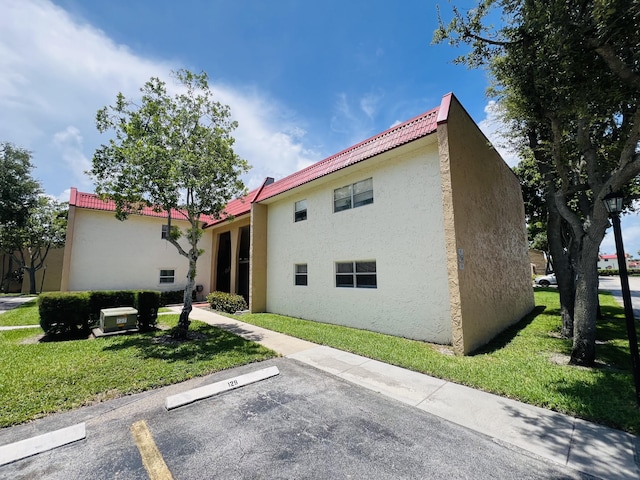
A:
[[254, 104, 441, 202], [69, 188, 219, 224], [71, 94, 451, 226]]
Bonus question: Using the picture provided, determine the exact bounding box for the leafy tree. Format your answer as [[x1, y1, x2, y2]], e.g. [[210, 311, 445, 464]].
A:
[[0, 143, 41, 228], [0, 142, 46, 293], [0, 196, 67, 294], [434, 0, 640, 365], [91, 69, 250, 339]]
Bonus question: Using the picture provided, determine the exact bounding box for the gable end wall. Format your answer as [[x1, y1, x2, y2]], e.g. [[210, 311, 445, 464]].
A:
[[439, 96, 535, 354]]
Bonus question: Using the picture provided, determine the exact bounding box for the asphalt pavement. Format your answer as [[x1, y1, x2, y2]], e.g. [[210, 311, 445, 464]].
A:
[[598, 275, 640, 319], [0, 358, 591, 480], [0, 298, 638, 479], [0, 295, 35, 314]]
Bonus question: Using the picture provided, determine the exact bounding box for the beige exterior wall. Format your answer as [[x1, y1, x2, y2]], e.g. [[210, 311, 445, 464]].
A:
[[63, 209, 212, 293], [250, 203, 268, 312], [438, 96, 534, 354], [21, 247, 64, 293], [264, 137, 453, 343]]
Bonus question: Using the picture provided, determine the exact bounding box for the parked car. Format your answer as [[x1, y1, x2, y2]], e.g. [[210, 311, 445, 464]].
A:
[[534, 273, 557, 287]]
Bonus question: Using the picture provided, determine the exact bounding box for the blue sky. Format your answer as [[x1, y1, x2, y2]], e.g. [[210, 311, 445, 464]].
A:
[[1, 0, 637, 256]]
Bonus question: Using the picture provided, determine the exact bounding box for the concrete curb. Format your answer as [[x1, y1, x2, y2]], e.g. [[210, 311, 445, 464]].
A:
[[0, 423, 86, 466]]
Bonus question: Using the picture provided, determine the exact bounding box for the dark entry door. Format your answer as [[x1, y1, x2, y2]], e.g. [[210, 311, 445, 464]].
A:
[[216, 232, 231, 293]]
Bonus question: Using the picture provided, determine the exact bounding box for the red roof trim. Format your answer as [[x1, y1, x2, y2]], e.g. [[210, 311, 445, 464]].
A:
[[437, 93, 453, 125], [69, 187, 78, 206], [72, 190, 207, 223], [251, 177, 275, 204]]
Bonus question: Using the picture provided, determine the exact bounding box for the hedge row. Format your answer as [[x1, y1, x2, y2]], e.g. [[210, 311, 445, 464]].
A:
[[598, 269, 640, 277], [38, 289, 184, 336]]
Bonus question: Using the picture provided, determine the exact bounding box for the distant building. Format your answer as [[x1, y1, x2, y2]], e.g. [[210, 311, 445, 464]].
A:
[[598, 253, 629, 270], [528, 249, 547, 275]]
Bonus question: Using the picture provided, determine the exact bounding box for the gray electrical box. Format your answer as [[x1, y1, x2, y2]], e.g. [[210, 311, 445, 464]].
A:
[[99, 307, 138, 333]]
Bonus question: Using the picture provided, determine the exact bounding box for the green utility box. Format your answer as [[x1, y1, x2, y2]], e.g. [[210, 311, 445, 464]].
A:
[[99, 307, 138, 333]]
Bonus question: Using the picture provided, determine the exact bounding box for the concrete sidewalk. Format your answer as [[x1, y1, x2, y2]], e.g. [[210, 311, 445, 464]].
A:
[[179, 306, 640, 480]]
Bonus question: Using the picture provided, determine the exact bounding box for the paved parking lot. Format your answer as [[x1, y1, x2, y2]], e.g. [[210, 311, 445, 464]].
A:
[[0, 358, 586, 480], [0, 296, 35, 314]]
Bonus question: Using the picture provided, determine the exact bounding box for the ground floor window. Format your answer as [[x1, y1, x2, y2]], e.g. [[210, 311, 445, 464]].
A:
[[335, 260, 376, 288], [159, 269, 175, 284], [295, 264, 308, 286]]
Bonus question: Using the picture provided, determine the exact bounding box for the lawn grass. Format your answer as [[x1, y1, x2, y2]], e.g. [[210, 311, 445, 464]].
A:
[[0, 298, 39, 326], [233, 289, 640, 434], [0, 314, 276, 427]]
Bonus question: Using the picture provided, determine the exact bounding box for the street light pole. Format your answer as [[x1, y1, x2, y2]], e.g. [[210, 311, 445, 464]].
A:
[[604, 193, 640, 406]]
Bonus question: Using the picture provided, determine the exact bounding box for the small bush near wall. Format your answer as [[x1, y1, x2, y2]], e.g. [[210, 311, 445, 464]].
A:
[[39, 292, 91, 336], [136, 291, 160, 331], [206, 291, 248, 314], [160, 289, 185, 306]]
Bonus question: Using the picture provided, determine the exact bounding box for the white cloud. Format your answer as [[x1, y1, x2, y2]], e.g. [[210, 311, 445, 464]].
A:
[[601, 219, 640, 257], [360, 91, 381, 119], [0, 0, 317, 197], [52, 126, 92, 188], [477, 100, 520, 167], [330, 92, 383, 145]]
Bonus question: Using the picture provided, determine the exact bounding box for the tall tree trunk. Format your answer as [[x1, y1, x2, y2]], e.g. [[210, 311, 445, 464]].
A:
[[173, 252, 197, 339], [27, 266, 37, 294], [570, 235, 602, 366], [546, 197, 575, 337]]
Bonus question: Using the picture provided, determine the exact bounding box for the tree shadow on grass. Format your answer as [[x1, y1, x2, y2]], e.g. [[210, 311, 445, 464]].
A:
[[470, 305, 547, 355], [99, 324, 271, 363]]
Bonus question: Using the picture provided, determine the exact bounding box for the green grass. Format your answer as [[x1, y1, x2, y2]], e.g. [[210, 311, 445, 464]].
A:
[[0, 315, 276, 427], [233, 289, 640, 434], [0, 298, 39, 326]]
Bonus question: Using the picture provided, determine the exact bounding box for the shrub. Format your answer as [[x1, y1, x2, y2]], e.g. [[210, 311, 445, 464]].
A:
[[39, 292, 91, 336], [135, 290, 160, 331], [599, 269, 619, 276], [88, 291, 136, 325], [206, 291, 248, 313], [160, 289, 185, 306]]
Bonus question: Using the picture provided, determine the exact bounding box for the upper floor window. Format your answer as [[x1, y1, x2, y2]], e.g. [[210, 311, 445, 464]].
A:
[[335, 260, 377, 288], [294, 200, 307, 222], [161, 225, 169, 239], [334, 178, 373, 213]]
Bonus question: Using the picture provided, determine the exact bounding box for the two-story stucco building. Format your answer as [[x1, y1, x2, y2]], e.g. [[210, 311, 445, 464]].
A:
[[61, 93, 534, 354]]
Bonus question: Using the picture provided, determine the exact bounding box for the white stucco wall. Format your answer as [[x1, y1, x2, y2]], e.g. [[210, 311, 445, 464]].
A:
[[265, 137, 452, 344], [66, 209, 212, 293]]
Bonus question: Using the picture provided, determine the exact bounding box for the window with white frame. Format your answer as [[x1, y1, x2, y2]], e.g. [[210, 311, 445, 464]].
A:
[[335, 260, 377, 288], [295, 264, 308, 286], [294, 200, 307, 222], [334, 178, 373, 212], [161, 224, 169, 239], [159, 269, 175, 284]]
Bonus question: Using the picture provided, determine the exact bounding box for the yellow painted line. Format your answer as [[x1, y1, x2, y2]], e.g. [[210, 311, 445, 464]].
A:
[[130, 420, 174, 480]]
